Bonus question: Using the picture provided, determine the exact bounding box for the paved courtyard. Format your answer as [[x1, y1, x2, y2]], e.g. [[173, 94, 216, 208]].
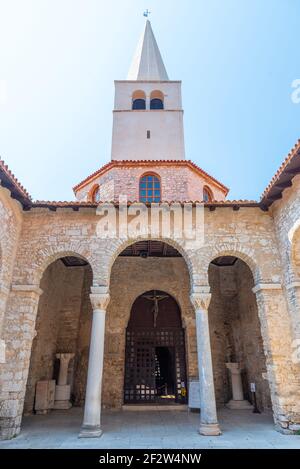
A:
[[1, 407, 300, 449]]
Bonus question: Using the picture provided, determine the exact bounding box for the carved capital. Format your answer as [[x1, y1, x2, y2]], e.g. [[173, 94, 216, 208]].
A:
[[89, 292, 110, 311], [190, 292, 212, 311], [56, 353, 75, 363]]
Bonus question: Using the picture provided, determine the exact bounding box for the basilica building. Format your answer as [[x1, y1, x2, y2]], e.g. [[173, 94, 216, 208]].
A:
[[0, 20, 300, 440]]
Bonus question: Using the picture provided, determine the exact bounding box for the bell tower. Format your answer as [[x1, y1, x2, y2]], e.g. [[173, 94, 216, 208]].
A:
[[111, 20, 185, 161]]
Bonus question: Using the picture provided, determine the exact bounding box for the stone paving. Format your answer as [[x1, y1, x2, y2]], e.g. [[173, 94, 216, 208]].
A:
[[1, 407, 300, 449]]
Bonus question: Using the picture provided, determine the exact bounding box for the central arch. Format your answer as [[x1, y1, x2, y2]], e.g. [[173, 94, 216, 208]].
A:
[[124, 290, 187, 405], [102, 239, 194, 409]]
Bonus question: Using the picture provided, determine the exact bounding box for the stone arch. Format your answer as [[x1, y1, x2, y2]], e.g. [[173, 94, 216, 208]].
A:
[[105, 236, 197, 288], [32, 243, 95, 286], [132, 90, 146, 110], [150, 90, 164, 109], [202, 242, 260, 284]]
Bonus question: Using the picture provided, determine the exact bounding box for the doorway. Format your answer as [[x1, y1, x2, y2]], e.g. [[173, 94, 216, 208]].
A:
[[124, 290, 187, 405]]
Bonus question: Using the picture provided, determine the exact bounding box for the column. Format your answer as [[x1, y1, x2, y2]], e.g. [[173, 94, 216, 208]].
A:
[[225, 363, 252, 409], [191, 288, 221, 436], [54, 353, 75, 410], [79, 287, 110, 438]]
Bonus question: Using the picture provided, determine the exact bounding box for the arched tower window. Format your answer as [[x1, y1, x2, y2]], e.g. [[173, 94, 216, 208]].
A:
[[139, 173, 161, 203], [150, 90, 164, 110], [89, 184, 101, 203], [203, 186, 213, 202], [132, 90, 146, 110]]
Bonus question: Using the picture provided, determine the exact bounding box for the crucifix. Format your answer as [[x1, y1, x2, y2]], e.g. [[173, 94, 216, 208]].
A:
[[142, 290, 168, 327]]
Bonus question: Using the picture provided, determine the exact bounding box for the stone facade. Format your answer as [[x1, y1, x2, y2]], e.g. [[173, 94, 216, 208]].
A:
[[0, 17, 299, 441], [0, 190, 299, 438], [74, 162, 227, 203]]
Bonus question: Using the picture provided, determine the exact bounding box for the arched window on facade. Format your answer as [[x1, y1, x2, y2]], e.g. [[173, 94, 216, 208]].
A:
[[150, 90, 164, 110], [139, 173, 161, 203], [132, 90, 146, 110], [89, 184, 101, 203], [203, 186, 213, 202]]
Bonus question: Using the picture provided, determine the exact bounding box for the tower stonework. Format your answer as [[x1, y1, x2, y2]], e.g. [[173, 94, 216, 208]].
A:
[[111, 20, 185, 161]]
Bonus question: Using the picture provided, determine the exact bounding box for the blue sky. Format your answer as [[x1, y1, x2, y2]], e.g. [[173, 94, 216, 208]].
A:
[[0, 0, 299, 201]]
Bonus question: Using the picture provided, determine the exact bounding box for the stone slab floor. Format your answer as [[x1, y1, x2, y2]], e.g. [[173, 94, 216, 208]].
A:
[[1, 408, 300, 449]]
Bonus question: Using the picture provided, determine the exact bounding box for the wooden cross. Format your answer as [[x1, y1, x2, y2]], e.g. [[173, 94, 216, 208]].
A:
[[142, 290, 168, 327]]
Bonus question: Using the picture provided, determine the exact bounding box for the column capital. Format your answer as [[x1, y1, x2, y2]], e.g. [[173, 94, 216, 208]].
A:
[[56, 352, 75, 362], [190, 292, 212, 311], [252, 282, 282, 294], [89, 291, 110, 311], [226, 362, 242, 374]]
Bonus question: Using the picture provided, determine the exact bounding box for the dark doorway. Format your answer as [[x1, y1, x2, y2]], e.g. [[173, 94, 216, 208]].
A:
[[124, 290, 187, 405], [155, 347, 175, 399]]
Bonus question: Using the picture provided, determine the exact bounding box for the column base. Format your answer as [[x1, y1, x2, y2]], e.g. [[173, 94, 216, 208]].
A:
[[53, 400, 72, 410], [78, 425, 103, 438], [226, 400, 253, 410], [199, 423, 222, 436]]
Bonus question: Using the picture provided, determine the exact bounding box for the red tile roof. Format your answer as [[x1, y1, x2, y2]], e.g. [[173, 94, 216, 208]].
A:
[[0, 159, 31, 207], [261, 139, 300, 207]]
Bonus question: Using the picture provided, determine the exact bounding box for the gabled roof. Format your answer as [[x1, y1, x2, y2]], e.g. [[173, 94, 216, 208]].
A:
[[73, 159, 229, 195], [127, 20, 169, 81], [0, 159, 31, 208], [260, 139, 300, 208]]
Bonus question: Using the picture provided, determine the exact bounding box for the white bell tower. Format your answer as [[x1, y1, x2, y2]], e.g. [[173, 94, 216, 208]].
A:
[[111, 20, 185, 161]]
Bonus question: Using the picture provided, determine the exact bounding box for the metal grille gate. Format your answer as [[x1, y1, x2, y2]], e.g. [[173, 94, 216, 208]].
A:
[[124, 327, 187, 404]]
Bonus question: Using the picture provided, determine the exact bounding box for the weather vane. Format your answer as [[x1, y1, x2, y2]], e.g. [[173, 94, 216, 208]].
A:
[[143, 9, 151, 18]]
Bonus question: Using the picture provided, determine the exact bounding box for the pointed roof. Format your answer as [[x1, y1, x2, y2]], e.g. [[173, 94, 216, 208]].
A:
[[127, 20, 169, 81]]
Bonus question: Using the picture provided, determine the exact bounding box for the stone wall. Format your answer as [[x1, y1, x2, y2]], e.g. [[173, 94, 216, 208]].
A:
[[0, 188, 23, 363], [75, 164, 226, 203]]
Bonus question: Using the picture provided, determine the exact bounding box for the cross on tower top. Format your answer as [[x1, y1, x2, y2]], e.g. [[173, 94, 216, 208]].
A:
[[143, 9, 151, 18]]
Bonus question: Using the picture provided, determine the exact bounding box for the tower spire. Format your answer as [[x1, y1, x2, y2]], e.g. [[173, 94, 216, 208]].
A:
[[127, 20, 169, 81]]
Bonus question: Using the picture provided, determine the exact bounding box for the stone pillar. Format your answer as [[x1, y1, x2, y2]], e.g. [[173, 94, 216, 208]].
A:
[[0, 284, 43, 440], [191, 287, 221, 436], [226, 363, 252, 409], [54, 353, 75, 410], [79, 287, 110, 438], [0, 284, 10, 364], [253, 282, 300, 433], [285, 281, 300, 341]]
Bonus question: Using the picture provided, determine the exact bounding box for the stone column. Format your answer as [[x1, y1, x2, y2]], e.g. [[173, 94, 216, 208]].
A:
[[56, 353, 74, 385], [79, 287, 110, 438], [54, 353, 75, 410], [0, 284, 43, 440], [191, 288, 221, 436], [253, 282, 300, 433], [225, 363, 252, 409]]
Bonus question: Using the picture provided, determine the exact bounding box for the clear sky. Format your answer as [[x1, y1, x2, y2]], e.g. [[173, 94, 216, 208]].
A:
[[0, 0, 299, 201]]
